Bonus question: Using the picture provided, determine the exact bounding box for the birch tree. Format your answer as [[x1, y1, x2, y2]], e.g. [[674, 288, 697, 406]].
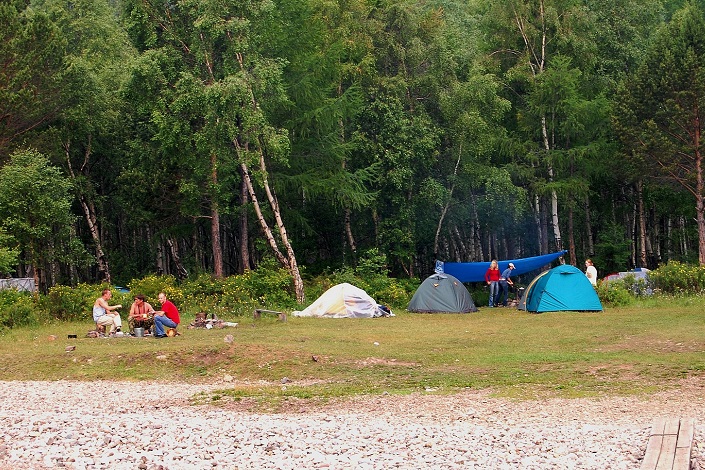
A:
[[124, 0, 305, 299]]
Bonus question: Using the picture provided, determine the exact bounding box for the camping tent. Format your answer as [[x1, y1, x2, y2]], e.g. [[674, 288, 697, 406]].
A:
[[407, 273, 478, 313], [518, 265, 603, 313], [293, 283, 383, 318], [603, 267, 650, 283]]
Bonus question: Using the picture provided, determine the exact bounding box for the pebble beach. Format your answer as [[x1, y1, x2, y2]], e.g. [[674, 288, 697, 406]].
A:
[[0, 379, 703, 469]]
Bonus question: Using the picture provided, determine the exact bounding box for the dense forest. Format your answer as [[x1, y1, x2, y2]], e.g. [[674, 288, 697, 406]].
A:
[[2, 0, 705, 295]]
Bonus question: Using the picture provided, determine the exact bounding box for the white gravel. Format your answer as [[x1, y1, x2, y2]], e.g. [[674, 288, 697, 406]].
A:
[[0, 379, 703, 469]]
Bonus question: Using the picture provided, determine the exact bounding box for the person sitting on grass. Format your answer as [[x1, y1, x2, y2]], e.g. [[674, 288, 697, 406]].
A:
[[93, 289, 122, 336], [153, 292, 180, 338], [128, 294, 155, 336]]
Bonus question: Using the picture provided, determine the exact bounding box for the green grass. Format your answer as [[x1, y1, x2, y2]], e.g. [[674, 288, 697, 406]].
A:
[[2, 301, 705, 406]]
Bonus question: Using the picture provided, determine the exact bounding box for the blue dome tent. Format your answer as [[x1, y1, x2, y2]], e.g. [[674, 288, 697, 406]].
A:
[[518, 265, 603, 313]]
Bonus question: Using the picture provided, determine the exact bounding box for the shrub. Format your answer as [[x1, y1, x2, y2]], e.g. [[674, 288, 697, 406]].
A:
[[362, 276, 416, 308], [595, 281, 635, 307], [128, 274, 179, 305], [648, 261, 705, 294], [44, 283, 97, 321], [44, 284, 133, 322], [0, 289, 35, 329], [243, 259, 297, 308], [355, 248, 388, 277], [173, 261, 297, 317]]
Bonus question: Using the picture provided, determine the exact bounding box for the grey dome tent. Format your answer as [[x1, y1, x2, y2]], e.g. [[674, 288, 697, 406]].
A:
[[408, 273, 478, 313]]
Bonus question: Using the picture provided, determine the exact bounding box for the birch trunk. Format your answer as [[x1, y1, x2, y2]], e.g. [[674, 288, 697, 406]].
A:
[[210, 153, 223, 278], [434, 144, 462, 257], [234, 52, 305, 303], [636, 180, 648, 268], [344, 208, 357, 262], [64, 140, 111, 283], [585, 195, 594, 255], [516, 0, 562, 256], [239, 174, 251, 273], [567, 205, 576, 266], [166, 237, 188, 279]]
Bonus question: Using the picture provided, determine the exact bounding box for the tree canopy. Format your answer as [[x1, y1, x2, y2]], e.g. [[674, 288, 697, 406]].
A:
[[0, 0, 703, 291]]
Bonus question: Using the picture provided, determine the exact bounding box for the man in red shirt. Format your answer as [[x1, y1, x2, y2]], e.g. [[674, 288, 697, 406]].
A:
[[153, 292, 180, 338]]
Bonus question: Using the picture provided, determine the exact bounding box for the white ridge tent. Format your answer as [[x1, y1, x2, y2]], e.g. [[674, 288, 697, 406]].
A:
[[293, 283, 382, 318]]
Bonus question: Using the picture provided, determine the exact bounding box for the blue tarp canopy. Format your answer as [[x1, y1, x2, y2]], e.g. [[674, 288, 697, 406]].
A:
[[437, 250, 567, 283]]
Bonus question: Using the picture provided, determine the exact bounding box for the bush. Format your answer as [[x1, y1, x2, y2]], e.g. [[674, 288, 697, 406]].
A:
[[128, 274, 180, 306], [595, 281, 635, 307], [362, 276, 416, 308], [0, 289, 35, 329], [243, 259, 297, 308], [44, 284, 132, 322], [44, 283, 97, 321], [648, 261, 705, 294], [177, 261, 296, 317]]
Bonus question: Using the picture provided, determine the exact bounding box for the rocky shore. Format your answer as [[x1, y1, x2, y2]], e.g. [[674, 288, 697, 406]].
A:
[[0, 379, 702, 469]]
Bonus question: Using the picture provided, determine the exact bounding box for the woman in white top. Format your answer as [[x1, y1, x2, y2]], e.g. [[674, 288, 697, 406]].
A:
[[585, 259, 597, 286]]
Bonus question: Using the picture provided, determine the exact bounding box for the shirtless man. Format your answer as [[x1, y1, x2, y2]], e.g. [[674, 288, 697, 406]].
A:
[[127, 294, 154, 335], [93, 289, 123, 335]]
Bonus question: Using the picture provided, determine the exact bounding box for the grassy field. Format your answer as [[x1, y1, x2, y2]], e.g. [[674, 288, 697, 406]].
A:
[[2, 300, 704, 405]]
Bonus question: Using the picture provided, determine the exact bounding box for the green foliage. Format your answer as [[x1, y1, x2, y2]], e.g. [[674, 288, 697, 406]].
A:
[[355, 248, 388, 277], [613, 3, 705, 263], [0, 0, 699, 294], [0, 289, 35, 330], [0, 229, 19, 275], [180, 262, 297, 316], [593, 223, 632, 275], [43, 283, 131, 321], [44, 283, 96, 321], [0, 149, 88, 287], [366, 277, 417, 308], [0, 1, 67, 156], [124, 262, 297, 318], [127, 274, 179, 305], [238, 261, 297, 308], [649, 261, 705, 294], [595, 281, 635, 307], [307, 270, 413, 310]]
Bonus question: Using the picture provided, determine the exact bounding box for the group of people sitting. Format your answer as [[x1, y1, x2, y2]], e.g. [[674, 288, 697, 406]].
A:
[[92, 289, 180, 338]]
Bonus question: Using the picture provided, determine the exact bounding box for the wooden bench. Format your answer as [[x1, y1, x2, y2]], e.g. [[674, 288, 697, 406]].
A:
[[640, 417, 695, 470], [253, 309, 287, 322]]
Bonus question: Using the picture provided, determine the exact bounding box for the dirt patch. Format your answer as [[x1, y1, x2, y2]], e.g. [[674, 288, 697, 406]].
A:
[[595, 336, 705, 353], [355, 357, 420, 367]]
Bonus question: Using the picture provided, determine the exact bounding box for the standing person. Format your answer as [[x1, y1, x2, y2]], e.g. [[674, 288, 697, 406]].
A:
[[497, 263, 516, 307], [93, 289, 122, 336], [128, 294, 155, 336], [585, 259, 598, 287], [153, 292, 180, 338], [484, 259, 501, 307]]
